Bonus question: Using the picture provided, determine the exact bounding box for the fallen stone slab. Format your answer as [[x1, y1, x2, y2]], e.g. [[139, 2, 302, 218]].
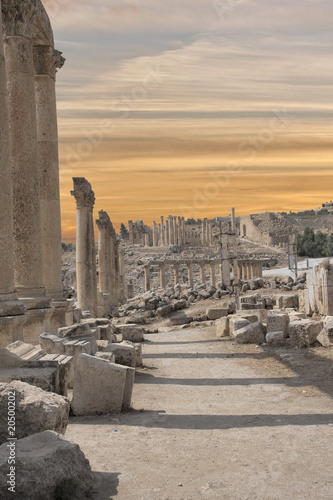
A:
[[116, 325, 145, 342], [168, 312, 193, 326], [265, 331, 286, 347], [105, 343, 137, 368], [95, 352, 116, 363], [317, 320, 333, 348], [71, 354, 132, 415], [0, 431, 93, 500], [232, 321, 265, 344], [216, 317, 229, 338], [157, 304, 174, 317], [288, 320, 323, 347], [229, 318, 250, 335], [206, 308, 229, 321], [267, 313, 290, 337], [58, 323, 92, 338], [0, 381, 69, 445]]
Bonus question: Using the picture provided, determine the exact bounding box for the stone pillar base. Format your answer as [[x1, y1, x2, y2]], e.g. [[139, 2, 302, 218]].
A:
[[49, 298, 75, 333], [22, 307, 54, 345], [0, 314, 28, 349]]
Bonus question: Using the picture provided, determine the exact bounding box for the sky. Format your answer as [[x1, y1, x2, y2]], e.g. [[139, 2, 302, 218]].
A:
[[44, 0, 333, 241]]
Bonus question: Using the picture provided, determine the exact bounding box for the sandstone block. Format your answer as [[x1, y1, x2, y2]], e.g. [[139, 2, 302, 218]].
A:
[[168, 312, 193, 326], [0, 381, 69, 445], [157, 304, 174, 317], [206, 308, 229, 320], [267, 313, 290, 337], [229, 318, 250, 335], [232, 321, 265, 344], [71, 354, 127, 415], [105, 343, 137, 368], [278, 295, 299, 309], [118, 325, 144, 342], [0, 431, 93, 500], [216, 317, 229, 338], [265, 331, 286, 346], [288, 320, 323, 347], [58, 323, 92, 338]]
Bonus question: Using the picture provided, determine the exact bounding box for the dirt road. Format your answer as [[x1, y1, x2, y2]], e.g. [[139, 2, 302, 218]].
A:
[[67, 327, 333, 500]]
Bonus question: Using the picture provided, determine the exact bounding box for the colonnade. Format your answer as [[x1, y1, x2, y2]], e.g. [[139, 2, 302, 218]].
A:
[[0, 0, 71, 347]]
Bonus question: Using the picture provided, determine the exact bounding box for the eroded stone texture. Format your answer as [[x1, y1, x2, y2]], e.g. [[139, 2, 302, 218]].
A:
[[0, 381, 70, 444], [0, 431, 93, 500]]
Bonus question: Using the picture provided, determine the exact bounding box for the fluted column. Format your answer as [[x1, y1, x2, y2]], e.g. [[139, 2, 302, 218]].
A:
[[0, 1, 26, 347], [34, 45, 65, 299], [2, 2, 51, 308], [71, 178, 97, 316]]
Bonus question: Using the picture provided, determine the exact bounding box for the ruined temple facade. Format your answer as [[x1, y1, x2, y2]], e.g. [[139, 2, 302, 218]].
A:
[[0, 0, 72, 347], [239, 212, 291, 248]]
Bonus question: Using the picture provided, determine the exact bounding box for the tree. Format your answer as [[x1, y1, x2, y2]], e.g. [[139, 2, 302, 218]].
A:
[[120, 223, 129, 240]]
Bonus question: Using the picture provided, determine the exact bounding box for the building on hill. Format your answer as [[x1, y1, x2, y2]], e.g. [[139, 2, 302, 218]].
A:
[[239, 212, 293, 248]]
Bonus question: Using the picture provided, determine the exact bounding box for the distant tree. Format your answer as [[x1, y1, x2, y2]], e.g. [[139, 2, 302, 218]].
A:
[[62, 242, 75, 252], [296, 227, 333, 257], [120, 223, 129, 240]]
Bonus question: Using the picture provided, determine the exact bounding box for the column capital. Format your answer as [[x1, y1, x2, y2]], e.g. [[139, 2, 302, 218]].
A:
[[71, 177, 95, 208], [2, 0, 54, 45], [33, 45, 65, 78], [96, 210, 111, 230]]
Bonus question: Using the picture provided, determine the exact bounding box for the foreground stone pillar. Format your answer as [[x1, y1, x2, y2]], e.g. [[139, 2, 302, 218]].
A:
[[0, 2, 26, 347], [159, 264, 166, 289], [144, 265, 151, 292], [34, 45, 65, 300], [96, 210, 112, 314], [187, 263, 194, 288], [2, 3, 51, 310], [71, 178, 97, 316]]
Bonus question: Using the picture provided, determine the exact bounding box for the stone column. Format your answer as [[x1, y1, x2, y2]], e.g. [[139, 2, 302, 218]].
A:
[[238, 263, 243, 280], [127, 280, 134, 299], [144, 234, 149, 247], [168, 216, 174, 246], [187, 263, 194, 288], [144, 265, 151, 292], [231, 207, 236, 234], [114, 240, 122, 300], [71, 178, 97, 317], [160, 216, 165, 246], [2, 4, 51, 310], [202, 219, 207, 245], [119, 249, 126, 300], [128, 220, 134, 244], [152, 221, 158, 247], [210, 262, 216, 287], [174, 264, 180, 286], [221, 233, 231, 287], [200, 263, 206, 284], [159, 264, 166, 289], [96, 210, 111, 298], [177, 217, 183, 246], [0, 2, 26, 347], [173, 216, 178, 245], [165, 220, 170, 246], [34, 45, 65, 301], [109, 230, 117, 304]]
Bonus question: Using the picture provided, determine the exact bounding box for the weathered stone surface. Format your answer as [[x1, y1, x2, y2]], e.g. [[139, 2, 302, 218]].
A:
[[317, 321, 333, 347], [206, 308, 228, 320], [71, 354, 127, 415], [123, 366, 135, 410], [267, 313, 290, 337], [232, 321, 265, 344], [117, 325, 144, 342], [58, 323, 92, 338], [157, 304, 174, 317], [168, 312, 193, 326], [265, 331, 286, 346], [288, 320, 324, 347], [95, 352, 116, 363], [216, 317, 229, 338], [105, 343, 137, 368], [278, 295, 299, 309], [0, 431, 93, 500], [229, 318, 250, 335], [0, 381, 69, 445]]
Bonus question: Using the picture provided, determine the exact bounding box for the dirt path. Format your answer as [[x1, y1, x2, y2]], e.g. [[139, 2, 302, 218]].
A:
[[67, 327, 333, 500]]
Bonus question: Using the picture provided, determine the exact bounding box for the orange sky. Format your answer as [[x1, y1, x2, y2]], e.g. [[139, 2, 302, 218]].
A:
[[44, 0, 333, 241]]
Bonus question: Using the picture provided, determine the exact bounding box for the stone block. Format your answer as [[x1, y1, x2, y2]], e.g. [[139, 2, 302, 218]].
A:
[[95, 352, 116, 363], [157, 304, 175, 317], [118, 325, 144, 342], [58, 323, 92, 338], [71, 354, 127, 415], [232, 321, 265, 344], [288, 320, 324, 347], [0, 381, 69, 445], [105, 343, 137, 368], [168, 312, 193, 326], [267, 313, 290, 337], [229, 318, 250, 335], [317, 321, 333, 347], [123, 366, 135, 410], [278, 295, 299, 309], [216, 317, 229, 338], [0, 431, 93, 500], [265, 331, 286, 346], [206, 308, 229, 320]]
